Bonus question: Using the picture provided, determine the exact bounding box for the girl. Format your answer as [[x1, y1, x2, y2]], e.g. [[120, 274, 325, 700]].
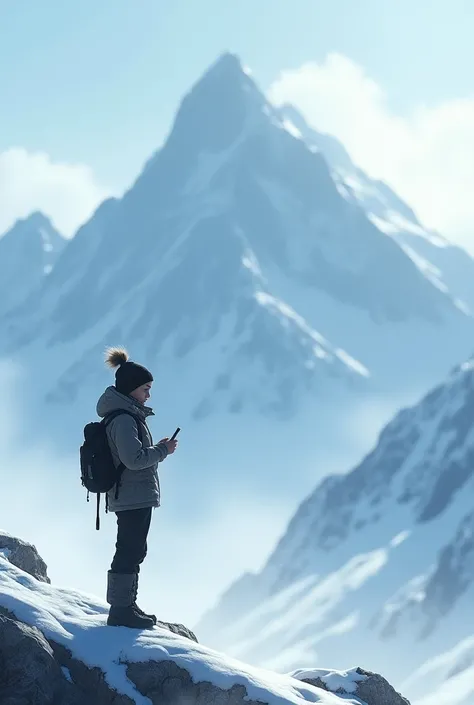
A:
[[97, 347, 177, 629]]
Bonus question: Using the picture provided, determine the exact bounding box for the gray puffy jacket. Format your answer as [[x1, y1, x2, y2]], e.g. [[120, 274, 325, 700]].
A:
[[96, 386, 169, 512]]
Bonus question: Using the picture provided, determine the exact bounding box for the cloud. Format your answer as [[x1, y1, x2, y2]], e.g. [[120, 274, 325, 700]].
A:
[[268, 53, 474, 252], [0, 147, 112, 237]]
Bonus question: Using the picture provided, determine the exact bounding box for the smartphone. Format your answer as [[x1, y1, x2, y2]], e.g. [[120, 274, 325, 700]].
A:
[[170, 427, 181, 441]]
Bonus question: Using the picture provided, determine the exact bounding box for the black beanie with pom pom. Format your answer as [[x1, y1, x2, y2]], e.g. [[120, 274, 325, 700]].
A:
[[105, 347, 153, 396]]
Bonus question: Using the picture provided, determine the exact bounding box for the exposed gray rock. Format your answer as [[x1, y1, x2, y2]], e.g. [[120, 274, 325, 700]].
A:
[[302, 667, 411, 705], [126, 659, 267, 705], [0, 611, 77, 705], [0, 606, 133, 705], [355, 670, 411, 705], [156, 619, 198, 642], [49, 639, 135, 705], [0, 532, 50, 583]]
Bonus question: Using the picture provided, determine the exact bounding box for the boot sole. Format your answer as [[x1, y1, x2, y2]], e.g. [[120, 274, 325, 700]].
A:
[[107, 618, 155, 629]]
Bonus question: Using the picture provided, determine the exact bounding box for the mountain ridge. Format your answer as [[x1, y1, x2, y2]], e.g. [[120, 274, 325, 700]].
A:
[[278, 104, 474, 315], [0, 211, 66, 316], [196, 353, 474, 704]]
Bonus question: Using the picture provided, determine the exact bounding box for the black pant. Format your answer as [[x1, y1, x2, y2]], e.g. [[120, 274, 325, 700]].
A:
[[110, 508, 152, 574]]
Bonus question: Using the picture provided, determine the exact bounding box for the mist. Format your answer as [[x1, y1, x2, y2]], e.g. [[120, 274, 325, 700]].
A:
[[0, 353, 407, 630], [0, 358, 296, 626]]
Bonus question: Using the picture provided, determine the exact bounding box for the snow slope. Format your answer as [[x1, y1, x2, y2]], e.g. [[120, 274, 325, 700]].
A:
[[279, 104, 474, 315], [402, 634, 474, 705], [196, 355, 474, 703], [0, 549, 393, 705]]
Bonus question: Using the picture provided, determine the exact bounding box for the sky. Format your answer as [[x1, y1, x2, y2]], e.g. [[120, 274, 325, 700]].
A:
[[1, 0, 474, 248]]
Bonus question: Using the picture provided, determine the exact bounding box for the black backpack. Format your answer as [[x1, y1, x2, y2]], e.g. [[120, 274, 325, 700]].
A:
[[80, 410, 143, 530]]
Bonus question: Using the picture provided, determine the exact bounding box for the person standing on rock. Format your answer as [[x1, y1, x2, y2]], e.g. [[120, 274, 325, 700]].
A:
[[97, 347, 178, 629]]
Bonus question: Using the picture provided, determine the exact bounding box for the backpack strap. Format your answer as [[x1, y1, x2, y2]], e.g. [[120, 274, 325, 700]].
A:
[[96, 493, 101, 531], [96, 490, 110, 531], [103, 410, 144, 441], [102, 410, 145, 500]]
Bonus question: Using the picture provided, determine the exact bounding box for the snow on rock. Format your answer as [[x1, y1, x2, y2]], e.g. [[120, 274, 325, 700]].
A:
[[0, 539, 410, 705], [291, 667, 367, 693], [292, 667, 410, 705], [0, 530, 50, 583]]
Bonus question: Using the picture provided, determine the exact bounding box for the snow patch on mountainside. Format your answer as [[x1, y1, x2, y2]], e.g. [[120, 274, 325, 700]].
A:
[[278, 104, 474, 316], [403, 635, 474, 704]]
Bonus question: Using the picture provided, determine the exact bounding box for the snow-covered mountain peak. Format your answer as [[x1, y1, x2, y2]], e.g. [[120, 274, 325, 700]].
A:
[[174, 51, 274, 139], [133, 60, 469, 329], [2, 53, 474, 428], [1, 210, 64, 248], [200, 51, 254, 94], [23, 210, 55, 229], [142, 51, 271, 184], [0, 212, 66, 315]]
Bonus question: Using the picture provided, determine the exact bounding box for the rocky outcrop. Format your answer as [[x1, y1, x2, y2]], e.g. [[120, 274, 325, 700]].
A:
[[0, 609, 81, 705], [0, 532, 50, 583], [0, 605, 199, 705], [46, 636, 135, 705], [0, 606, 413, 705], [0, 534, 411, 705], [300, 667, 410, 705], [127, 660, 269, 705], [155, 620, 198, 643]]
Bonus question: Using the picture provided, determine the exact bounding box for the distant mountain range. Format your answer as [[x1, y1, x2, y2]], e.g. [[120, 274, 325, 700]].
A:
[[197, 353, 474, 704]]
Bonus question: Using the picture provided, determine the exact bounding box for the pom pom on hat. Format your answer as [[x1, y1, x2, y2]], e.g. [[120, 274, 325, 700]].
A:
[[104, 346, 153, 396]]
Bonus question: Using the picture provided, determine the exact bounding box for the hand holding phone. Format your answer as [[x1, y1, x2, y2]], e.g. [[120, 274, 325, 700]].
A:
[[160, 427, 180, 455]]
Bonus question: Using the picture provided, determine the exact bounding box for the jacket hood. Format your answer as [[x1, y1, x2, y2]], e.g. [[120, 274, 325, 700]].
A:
[[96, 386, 154, 420]]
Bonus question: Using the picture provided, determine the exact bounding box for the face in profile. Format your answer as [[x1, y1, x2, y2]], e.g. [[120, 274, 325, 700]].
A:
[[130, 382, 152, 405]]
